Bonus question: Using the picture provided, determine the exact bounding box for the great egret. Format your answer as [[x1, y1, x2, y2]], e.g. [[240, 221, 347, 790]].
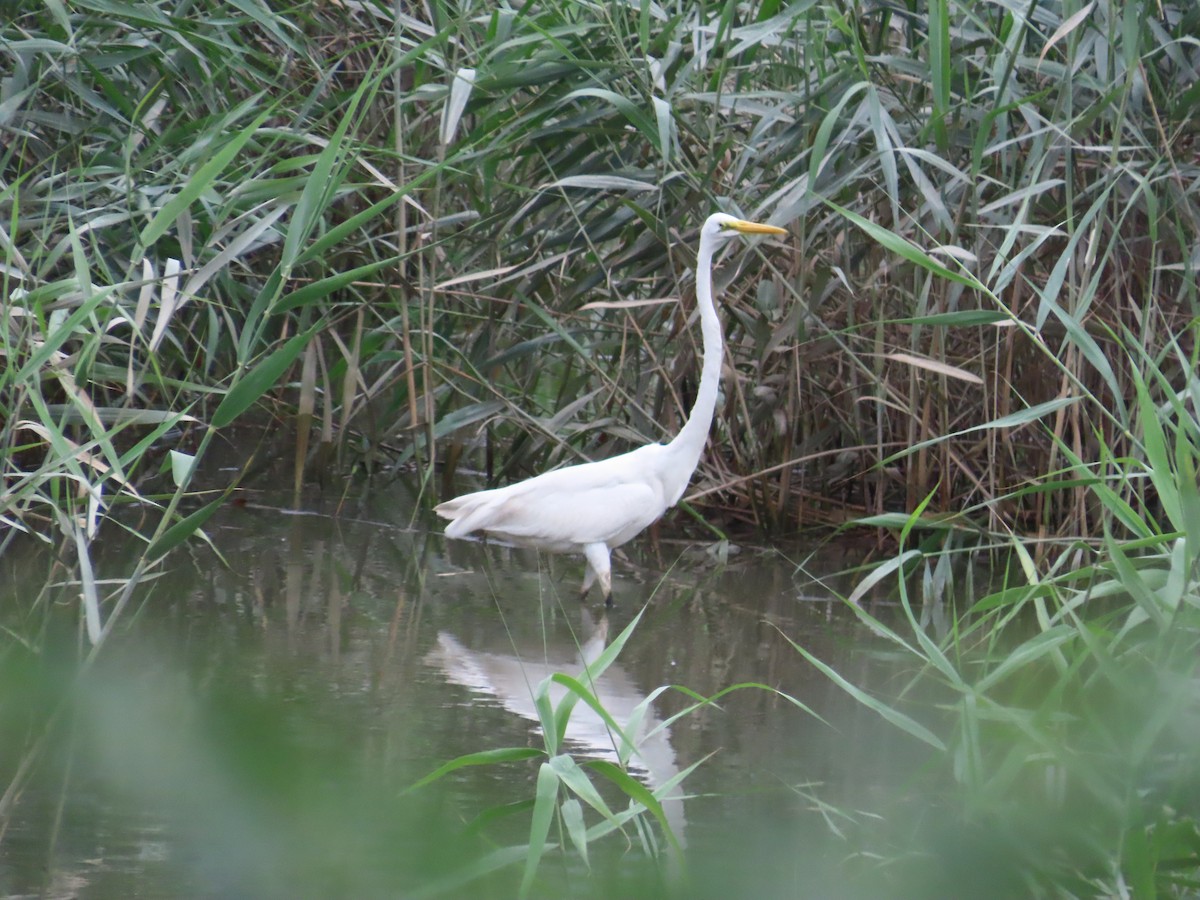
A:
[[435, 212, 788, 605]]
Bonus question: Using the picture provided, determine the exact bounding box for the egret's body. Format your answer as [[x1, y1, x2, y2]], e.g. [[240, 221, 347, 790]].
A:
[[435, 213, 787, 604]]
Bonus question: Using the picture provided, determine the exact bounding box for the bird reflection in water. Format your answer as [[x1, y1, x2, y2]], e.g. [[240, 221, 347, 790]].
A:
[[423, 607, 687, 846]]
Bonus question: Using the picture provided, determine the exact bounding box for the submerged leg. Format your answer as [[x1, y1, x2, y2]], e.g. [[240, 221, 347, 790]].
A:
[[579, 561, 597, 601], [583, 543, 613, 608]]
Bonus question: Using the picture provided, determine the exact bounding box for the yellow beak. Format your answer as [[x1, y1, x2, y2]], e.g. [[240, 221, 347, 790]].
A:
[[729, 219, 788, 236]]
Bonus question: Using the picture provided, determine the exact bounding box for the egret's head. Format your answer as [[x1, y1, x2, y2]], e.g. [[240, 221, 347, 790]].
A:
[[703, 212, 788, 242]]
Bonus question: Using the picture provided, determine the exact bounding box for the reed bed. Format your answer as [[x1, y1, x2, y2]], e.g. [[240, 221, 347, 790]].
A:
[[2, 0, 1196, 545]]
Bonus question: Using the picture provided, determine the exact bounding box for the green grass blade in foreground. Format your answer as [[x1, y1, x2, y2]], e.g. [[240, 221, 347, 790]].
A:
[[560, 797, 589, 870], [1135, 368, 1184, 533], [429, 401, 507, 441], [15, 286, 117, 382], [278, 58, 382, 273], [894, 494, 973, 692], [211, 327, 317, 428], [462, 798, 536, 836], [404, 747, 544, 794], [1104, 530, 1170, 630], [292, 151, 453, 267], [123, 426, 190, 485], [852, 512, 966, 532], [840, 549, 952, 674], [550, 606, 646, 749], [717, 681, 830, 725], [139, 106, 271, 249], [549, 672, 637, 760], [408, 845, 533, 900], [273, 256, 401, 312], [880, 396, 1079, 468], [561, 87, 660, 152], [531, 677, 559, 756], [620, 684, 672, 766], [70, 519, 102, 644], [928, 0, 951, 150], [823, 199, 986, 290], [974, 625, 1080, 693], [145, 492, 227, 559], [783, 631, 946, 751], [519, 761, 560, 899], [1047, 440, 1155, 540], [892, 310, 1012, 327], [546, 754, 617, 822], [808, 82, 870, 185], [408, 748, 549, 796], [1174, 440, 1200, 568], [580, 605, 645, 678], [583, 758, 683, 854]]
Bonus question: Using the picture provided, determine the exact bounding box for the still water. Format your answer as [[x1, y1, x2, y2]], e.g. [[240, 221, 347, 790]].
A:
[[0, 483, 926, 899]]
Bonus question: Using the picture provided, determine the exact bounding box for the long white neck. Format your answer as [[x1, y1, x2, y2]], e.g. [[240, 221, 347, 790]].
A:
[[664, 229, 723, 489]]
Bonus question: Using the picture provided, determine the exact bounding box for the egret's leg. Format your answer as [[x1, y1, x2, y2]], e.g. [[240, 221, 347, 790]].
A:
[[580, 561, 597, 601], [583, 543, 613, 608]]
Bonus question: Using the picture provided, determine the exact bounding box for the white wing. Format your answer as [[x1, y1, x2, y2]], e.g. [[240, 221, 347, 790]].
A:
[[435, 445, 672, 551]]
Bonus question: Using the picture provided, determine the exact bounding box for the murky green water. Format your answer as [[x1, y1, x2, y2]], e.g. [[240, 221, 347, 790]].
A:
[[0, 484, 925, 899]]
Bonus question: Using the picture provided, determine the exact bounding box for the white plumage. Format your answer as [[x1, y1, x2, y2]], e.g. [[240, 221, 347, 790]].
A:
[[436, 212, 787, 603]]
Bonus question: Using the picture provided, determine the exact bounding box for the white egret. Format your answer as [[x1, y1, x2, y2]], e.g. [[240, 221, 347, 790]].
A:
[[435, 212, 788, 605]]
